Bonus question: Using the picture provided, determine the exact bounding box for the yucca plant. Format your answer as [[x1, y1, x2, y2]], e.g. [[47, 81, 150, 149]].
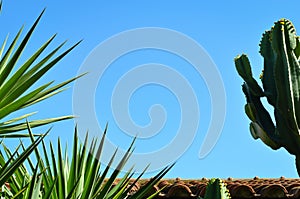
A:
[[0, 124, 47, 198], [0, 125, 173, 198], [0, 9, 82, 137], [0, 5, 173, 198]]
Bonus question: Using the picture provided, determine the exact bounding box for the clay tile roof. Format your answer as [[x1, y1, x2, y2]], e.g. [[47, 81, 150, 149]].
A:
[[127, 177, 300, 199], [197, 184, 206, 198], [287, 183, 300, 192], [166, 184, 193, 198], [289, 186, 300, 198], [259, 184, 288, 198], [230, 184, 256, 198]]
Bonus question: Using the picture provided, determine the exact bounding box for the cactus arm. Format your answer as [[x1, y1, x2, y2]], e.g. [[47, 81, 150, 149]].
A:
[[250, 122, 280, 150], [235, 54, 264, 97], [235, 18, 300, 176], [275, 110, 300, 155], [242, 84, 275, 134], [235, 54, 280, 148], [296, 156, 300, 175], [259, 30, 277, 106], [242, 82, 280, 146], [289, 51, 300, 127], [294, 37, 300, 58], [204, 179, 218, 199], [288, 31, 300, 128], [272, 19, 300, 133], [204, 178, 231, 199]]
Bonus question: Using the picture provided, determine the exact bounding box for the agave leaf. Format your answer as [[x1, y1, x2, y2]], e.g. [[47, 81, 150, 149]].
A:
[[129, 163, 175, 199], [0, 115, 73, 135], [119, 165, 150, 198], [96, 139, 136, 199], [24, 73, 86, 109], [0, 112, 37, 126], [67, 126, 78, 193], [106, 168, 133, 199], [80, 143, 101, 198], [0, 9, 44, 89], [4, 125, 173, 198], [0, 144, 22, 175], [57, 137, 67, 198], [49, 141, 60, 198], [0, 27, 24, 84], [2, 147, 28, 195], [25, 161, 40, 199], [0, 82, 52, 119], [0, 9, 82, 137], [12, 186, 28, 199], [91, 148, 119, 198], [0, 40, 81, 110], [65, 176, 82, 199], [0, 35, 8, 58], [43, 177, 57, 199], [111, 183, 129, 199], [0, 35, 56, 101], [26, 123, 54, 194], [0, 127, 47, 186], [14, 41, 65, 89]]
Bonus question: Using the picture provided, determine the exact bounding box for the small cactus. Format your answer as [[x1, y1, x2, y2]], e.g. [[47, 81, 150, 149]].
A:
[[203, 178, 231, 199], [235, 19, 300, 175]]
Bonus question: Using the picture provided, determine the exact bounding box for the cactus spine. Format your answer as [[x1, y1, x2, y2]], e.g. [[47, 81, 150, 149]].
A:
[[203, 178, 231, 199], [235, 19, 300, 175]]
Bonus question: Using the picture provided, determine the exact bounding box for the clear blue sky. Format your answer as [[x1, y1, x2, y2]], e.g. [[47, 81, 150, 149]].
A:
[[1, 0, 300, 179]]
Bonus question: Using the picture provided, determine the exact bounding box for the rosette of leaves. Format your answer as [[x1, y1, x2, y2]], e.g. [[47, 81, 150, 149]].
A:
[[0, 125, 173, 198]]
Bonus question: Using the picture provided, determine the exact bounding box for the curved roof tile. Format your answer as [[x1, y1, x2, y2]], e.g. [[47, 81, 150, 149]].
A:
[[127, 177, 300, 199], [230, 184, 256, 198], [166, 184, 193, 198]]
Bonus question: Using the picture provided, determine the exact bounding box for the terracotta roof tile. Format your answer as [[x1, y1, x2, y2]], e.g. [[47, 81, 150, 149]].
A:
[[197, 184, 206, 198], [289, 186, 300, 198], [287, 183, 300, 191], [158, 180, 172, 194], [166, 184, 193, 198], [259, 184, 288, 198], [230, 184, 256, 198], [188, 184, 199, 195], [128, 177, 300, 199]]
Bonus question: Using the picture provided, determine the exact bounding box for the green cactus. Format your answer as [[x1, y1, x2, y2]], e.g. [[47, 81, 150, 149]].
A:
[[203, 178, 231, 199], [235, 18, 300, 175]]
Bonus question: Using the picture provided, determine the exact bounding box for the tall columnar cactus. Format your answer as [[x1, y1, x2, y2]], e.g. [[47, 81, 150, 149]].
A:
[[235, 19, 300, 175], [203, 178, 231, 199]]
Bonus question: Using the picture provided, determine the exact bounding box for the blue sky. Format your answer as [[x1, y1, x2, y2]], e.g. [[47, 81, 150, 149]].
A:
[[1, 0, 300, 179]]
